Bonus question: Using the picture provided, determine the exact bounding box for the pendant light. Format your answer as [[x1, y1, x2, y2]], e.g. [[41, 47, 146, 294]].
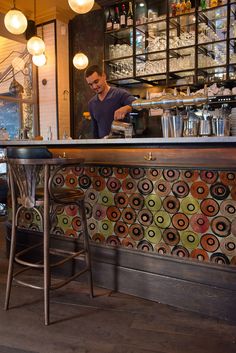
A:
[[32, 53, 47, 67], [27, 36, 45, 55], [32, 26, 47, 67], [4, 0, 28, 35], [73, 52, 89, 70], [27, 0, 46, 56], [68, 0, 94, 14]]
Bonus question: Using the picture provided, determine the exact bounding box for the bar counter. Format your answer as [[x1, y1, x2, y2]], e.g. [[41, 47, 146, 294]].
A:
[[1, 137, 236, 322], [1, 136, 236, 168]]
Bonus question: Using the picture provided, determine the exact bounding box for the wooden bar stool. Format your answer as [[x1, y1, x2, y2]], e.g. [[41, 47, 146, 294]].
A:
[[4, 147, 93, 325]]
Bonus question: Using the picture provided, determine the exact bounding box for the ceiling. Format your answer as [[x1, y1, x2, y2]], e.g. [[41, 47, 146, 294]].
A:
[[0, 0, 117, 22]]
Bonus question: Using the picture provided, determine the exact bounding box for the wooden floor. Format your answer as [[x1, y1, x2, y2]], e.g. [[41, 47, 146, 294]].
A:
[[0, 220, 236, 353]]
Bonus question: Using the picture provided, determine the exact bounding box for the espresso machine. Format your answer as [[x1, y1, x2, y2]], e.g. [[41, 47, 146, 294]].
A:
[[109, 109, 149, 138]]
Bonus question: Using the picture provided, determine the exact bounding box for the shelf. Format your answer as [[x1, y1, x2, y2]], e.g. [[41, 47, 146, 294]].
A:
[[107, 78, 141, 86], [105, 27, 133, 39], [103, 1, 236, 88], [208, 94, 236, 104], [104, 55, 133, 62], [169, 8, 196, 19]]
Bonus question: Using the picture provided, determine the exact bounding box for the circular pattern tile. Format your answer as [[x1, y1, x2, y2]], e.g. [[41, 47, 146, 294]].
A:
[[107, 177, 121, 193], [154, 210, 171, 229], [137, 178, 154, 195], [172, 213, 189, 230], [154, 179, 171, 197], [129, 193, 144, 210], [220, 171, 236, 186], [181, 170, 198, 182], [181, 196, 200, 215], [163, 169, 180, 182], [114, 221, 129, 238], [220, 200, 236, 219], [220, 236, 236, 257], [137, 239, 154, 252], [191, 181, 209, 199], [190, 214, 209, 233], [162, 228, 180, 246], [200, 199, 219, 217], [145, 194, 162, 212], [172, 181, 189, 198], [122, 178, 137, 194], [155, 242, 171, 255], [114, 192, 129, 208], [200, 170, 218, 184], [129, 223, 144, 241], [121, 207, 136, 224], [163, 195, 180, 214], [200, 233, 220, 252], [210, 183, 230, 200], [180, 230, 200, 249], [172, 245, 189, 258], [106, 206, 121, 222], [146, 168, 162, 181], [211, 216, 231, 237], [145, 226, 162, 244], [210, 252, 230, 265], [138, 209, 153, 226], [191, 249, 209, 261]]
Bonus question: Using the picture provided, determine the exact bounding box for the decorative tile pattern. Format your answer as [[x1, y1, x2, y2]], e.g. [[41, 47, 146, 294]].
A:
[[16, 166, 236, 266]]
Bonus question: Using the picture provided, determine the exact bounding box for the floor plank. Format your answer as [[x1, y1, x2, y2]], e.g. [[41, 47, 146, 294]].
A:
[[1, 220, 236, 353]]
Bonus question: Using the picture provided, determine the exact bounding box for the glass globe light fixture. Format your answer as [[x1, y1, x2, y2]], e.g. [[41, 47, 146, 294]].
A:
[[68, 0, 94, 14], [32, 53, 47, 67], [27, 36, 45, 56], [4, 9, 27, 35], [73, 52, 89, 70]]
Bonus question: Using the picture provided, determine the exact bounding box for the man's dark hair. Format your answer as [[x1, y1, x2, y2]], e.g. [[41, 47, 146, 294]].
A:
[[85, 65, 103, 78]]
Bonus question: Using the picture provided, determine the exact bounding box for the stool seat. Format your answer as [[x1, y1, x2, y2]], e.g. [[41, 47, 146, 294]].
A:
[[51, 188, 85, 204], [4, 148, 94, 325]]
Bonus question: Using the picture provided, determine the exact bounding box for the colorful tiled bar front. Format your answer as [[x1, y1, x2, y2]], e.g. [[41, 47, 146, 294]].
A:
[[14, 165, 236, 267]]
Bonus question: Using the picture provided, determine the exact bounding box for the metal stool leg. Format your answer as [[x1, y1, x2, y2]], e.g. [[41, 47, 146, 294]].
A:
[[4, 168, 17, 311], [44, 165, 50, 326], [78, 200, 94, 298], [4, 220, 17, 310]]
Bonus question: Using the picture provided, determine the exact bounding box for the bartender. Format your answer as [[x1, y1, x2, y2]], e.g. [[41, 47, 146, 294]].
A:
[[85, 65, 135, 138]]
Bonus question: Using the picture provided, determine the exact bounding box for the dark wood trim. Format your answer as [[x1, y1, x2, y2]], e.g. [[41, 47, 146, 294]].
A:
[[6, 226, 236, 322], [50, 146, 236, 169]]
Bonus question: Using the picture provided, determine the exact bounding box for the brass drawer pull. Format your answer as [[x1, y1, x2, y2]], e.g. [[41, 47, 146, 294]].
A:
[[144, 152, 156, 161]]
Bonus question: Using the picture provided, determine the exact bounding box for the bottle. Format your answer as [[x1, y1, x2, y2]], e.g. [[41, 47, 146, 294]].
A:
[[120, 3, 127, 28], [186, 0, 191, 12], [171, 0, 177, 16], [176, 0, 181, 15], [106, 8, 113, 31], [127, 2, 133, 26], [181, 0, 186, 13], [200, 0, 207, 10], [47, 126, 52, 141], [210, 0, 218, 7], [113, 6, 120, 30]]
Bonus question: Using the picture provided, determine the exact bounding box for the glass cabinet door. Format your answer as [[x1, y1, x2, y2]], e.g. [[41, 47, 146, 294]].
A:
[[135, 0, 167, 84], [229, 0, 236, 80], [103, 0, 236, 88], [168, 0, 196, 86], [197, 2, 228, 84]]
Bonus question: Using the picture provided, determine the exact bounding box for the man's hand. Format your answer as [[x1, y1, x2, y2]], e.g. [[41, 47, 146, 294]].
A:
[[114, 105, 132, 120]]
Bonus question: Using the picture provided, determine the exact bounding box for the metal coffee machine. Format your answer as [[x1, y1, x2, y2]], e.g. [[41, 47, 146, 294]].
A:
[[109, 109, 148, 138], [110, 121, 133, 138]]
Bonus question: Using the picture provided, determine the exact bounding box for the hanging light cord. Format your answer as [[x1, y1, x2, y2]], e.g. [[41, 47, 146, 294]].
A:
[[34, 0, 36, 22]]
